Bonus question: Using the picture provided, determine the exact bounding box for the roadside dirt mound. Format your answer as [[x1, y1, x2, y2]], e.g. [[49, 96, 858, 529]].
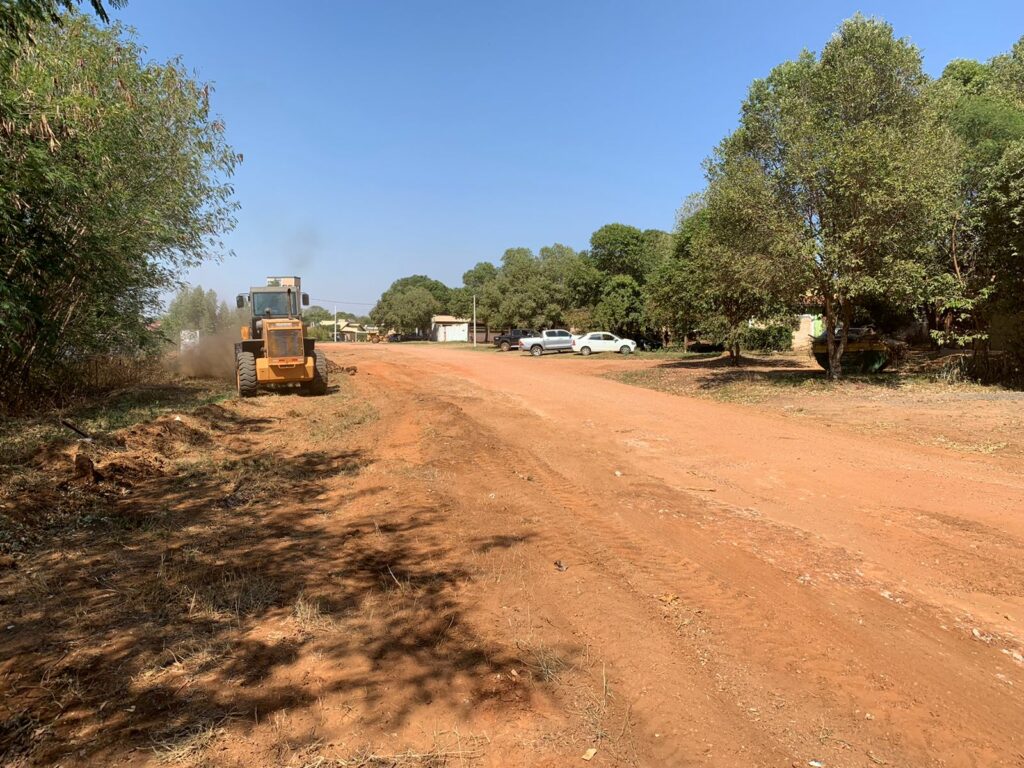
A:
[[116, 413, 212, 454], [2, 402, 232, 551]]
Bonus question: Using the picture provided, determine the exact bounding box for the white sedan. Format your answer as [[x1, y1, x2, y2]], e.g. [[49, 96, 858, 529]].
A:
[[571, 331, 637, 355]]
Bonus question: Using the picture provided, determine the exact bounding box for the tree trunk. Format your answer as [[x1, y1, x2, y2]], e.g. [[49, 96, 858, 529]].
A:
[[728, 338, 741, 365], [825, 295, 851, 381], [923, 303, 940, 349]]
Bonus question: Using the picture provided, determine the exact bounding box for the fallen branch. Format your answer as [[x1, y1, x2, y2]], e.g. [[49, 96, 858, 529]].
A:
[[60, 419, 92, 440]]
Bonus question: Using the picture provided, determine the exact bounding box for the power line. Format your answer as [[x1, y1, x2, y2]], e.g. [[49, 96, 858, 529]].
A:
[[309, 297, 376, 307]]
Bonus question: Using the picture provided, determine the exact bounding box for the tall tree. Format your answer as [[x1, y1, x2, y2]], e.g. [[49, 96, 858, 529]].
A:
[[162, 286, 244, 341], [593, 275, 645, 337], [924, 42, 1024, 349], [449, 261, 498, 326], [707, 15, 958, 377], [980, 139, 1024, 353], [589, 223, 647, 283], [484, 248, 552, 330], [691, 176, 803, 360], [462, 261, 498, 293], [645, 206, 707, 342], [369, 276, 447, 333], [0, 15, 239, 408]]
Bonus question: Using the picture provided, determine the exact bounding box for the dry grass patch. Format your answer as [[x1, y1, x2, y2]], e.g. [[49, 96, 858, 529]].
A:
[[293, 591, 342, 633], [151, 713, 237, 765], [0, 380, 232, 467], [298, 731, 490, 767], [136, 634, 233, 685], [516, 641, 570, 683]]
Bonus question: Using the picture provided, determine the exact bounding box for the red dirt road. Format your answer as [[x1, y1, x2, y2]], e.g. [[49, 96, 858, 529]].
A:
[[326, 342, 1024, 766], [4, 343, 1023, 767]]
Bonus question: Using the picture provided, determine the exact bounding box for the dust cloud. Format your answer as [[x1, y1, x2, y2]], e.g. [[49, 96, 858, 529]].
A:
[[173, 331, 239, 381]]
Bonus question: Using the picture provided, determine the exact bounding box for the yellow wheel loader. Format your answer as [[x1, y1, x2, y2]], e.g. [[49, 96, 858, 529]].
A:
[[234, 276, 328, 397]]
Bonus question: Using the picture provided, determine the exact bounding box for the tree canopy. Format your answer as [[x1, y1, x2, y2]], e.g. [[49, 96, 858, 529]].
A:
[[700, 15, 958, 376], [162, 286, 246, 342], [369, 276, 449, 333], [1, 0, 121, 43], [919, 43, 1024, 351], [0, 13, 239, 408], [366, 17, 1024, 382], [368, 231, 675, 340]]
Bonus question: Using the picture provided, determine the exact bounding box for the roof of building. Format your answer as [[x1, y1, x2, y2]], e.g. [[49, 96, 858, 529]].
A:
[[431, 315, 469, 324], [317, 320, 366, 331]]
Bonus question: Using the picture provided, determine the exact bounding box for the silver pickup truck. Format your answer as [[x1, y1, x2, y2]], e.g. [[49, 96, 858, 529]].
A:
[[517, 329, 574, 356]]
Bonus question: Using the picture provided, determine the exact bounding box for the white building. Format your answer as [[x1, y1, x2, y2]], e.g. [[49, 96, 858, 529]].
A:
[[429, 316, 489, 342], [431, 315, 470, 342]]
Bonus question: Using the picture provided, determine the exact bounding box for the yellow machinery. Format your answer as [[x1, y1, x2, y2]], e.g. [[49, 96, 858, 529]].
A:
[[234, 276, 328, 396], [811, 327, 892, 374]]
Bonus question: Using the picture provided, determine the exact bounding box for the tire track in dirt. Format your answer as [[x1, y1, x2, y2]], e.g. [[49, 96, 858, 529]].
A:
[[334, 345, 1024, 767], [434, 387, 1020, 766]]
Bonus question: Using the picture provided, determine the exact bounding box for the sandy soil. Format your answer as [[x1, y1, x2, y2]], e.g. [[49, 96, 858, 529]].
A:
[[611, 352, 1024, 465], [2, 343, 1023, 767]]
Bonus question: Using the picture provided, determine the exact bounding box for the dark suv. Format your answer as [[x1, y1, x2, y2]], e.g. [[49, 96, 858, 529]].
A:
[[493, 329, 537, 352]]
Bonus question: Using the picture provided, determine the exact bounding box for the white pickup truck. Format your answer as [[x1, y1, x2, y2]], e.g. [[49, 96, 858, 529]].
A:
[[517, 329, 575, 356]]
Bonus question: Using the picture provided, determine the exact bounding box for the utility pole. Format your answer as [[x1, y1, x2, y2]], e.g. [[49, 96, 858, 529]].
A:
[[472, 294, 477, 348], [333, 304, 338, 342]]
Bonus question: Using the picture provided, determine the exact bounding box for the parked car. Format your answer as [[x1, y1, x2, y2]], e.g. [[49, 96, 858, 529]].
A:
[[572, 331, 637, 356], [517, 329, 574, 356], [636, 336, 664, 352], [494, 328, 537, 352], [688, 340, 725, 353], [385, 332, 427, 342]]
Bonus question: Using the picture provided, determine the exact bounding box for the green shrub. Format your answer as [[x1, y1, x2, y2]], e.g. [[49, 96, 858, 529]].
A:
[[0, 16, 238, 412], [741, 324, 793, 353]]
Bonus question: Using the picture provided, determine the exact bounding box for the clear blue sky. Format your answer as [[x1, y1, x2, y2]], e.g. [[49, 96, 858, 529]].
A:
[[113, 0, 1024, 314]]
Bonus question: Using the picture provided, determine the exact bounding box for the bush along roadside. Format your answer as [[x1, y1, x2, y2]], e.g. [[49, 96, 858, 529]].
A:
[[741, 325, 793, 353]]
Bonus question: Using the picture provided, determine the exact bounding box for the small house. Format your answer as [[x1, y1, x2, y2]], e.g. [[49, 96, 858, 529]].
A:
[[318, 319, 369, 342], [431, 315, 470, 342], [430, 316, 489, 342]]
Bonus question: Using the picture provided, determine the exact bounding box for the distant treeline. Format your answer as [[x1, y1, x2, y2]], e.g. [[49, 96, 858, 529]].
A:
[[370, 227, 673, 344]]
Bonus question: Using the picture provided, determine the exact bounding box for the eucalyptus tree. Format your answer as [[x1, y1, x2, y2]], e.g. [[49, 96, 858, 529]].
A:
[[0, 15, 239, 408], [1, 0, 121, 44]]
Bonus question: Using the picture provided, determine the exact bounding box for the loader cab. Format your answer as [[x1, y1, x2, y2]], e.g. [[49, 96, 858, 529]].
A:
[[237, 286, 310, 340]]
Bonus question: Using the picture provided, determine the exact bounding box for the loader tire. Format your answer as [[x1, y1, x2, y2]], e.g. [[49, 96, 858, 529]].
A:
[[236, 351, 257, 397], [304, 350, 328, 395]]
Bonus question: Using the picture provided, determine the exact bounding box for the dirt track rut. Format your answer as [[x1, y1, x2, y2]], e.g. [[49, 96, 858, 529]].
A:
[[5, 344, 1022, 767], [329, 343, 1024, 767]]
